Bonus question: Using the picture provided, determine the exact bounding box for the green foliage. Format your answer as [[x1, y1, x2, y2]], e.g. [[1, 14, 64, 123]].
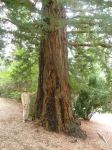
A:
[[0, 76, 21, 101], [10, 47, 38, 92], [74, 75, 111, 120], [2, 0, 35, 11], [8, 91, 21, 101], [0, 47, 38, 100], [69, 38, 111, 119]]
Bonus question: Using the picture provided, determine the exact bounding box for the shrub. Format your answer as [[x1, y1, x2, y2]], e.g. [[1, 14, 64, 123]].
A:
[[74, 76, 111, 120]]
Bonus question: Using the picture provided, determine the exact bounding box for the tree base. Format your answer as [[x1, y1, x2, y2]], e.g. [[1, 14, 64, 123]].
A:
[[35, 118, 86, 139], [66, 122, 86, 139]]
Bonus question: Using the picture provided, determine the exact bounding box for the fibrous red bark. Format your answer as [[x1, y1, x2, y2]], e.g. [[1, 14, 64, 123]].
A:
[[36, 0, 85, 138]]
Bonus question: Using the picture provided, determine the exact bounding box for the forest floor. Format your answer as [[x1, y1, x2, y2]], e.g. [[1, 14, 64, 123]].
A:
[[0, 97, 112, 150]]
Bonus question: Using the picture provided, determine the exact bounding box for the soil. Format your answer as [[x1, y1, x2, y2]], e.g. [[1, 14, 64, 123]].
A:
[[0, 97, 112, 150]]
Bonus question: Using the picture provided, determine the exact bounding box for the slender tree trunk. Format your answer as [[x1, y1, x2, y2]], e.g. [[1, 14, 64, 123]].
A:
[[36, 0, 85, 137]]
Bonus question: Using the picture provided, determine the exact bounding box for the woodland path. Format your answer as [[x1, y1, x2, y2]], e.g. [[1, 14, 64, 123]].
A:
[[0, 97, 112, 150]]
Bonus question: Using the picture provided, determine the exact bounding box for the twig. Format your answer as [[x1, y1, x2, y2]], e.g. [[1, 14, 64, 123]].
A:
[[97, 131, 110, 150]]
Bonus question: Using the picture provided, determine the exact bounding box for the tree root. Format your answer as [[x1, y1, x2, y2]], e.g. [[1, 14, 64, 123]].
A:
[[65, 121, 87, 139]]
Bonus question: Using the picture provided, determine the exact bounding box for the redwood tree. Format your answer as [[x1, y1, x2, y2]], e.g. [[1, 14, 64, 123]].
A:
[[36, 0, 84, 137]]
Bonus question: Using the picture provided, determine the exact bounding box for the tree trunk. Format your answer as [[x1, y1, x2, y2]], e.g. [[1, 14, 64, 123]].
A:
[[36, 0, 85, 138]]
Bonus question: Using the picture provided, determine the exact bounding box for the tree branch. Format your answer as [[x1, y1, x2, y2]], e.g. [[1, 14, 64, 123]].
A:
[[68, 41, 112, 48], [67, 30, 94, 34]]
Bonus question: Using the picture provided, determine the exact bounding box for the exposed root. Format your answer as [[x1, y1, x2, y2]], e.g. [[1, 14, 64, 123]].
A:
[[66, 122, 87, 139]]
